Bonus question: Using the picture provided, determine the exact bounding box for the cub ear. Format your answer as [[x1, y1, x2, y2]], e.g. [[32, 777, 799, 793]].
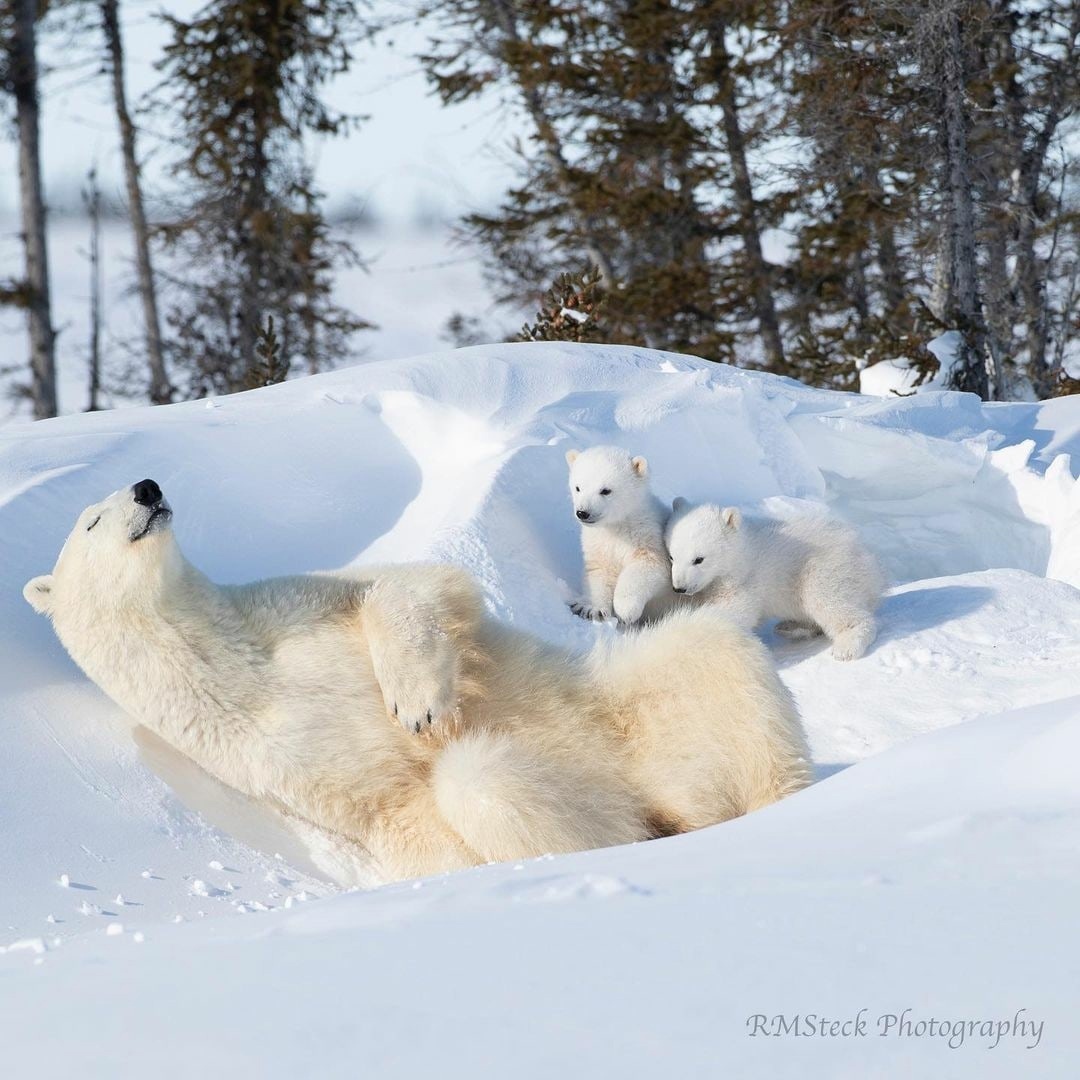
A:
[[672, 496, 688, 513], [565, 449, 579, 467], [23, 574, 55, 615], [631, 455, 648, 477], [720, 507, 742, 530]]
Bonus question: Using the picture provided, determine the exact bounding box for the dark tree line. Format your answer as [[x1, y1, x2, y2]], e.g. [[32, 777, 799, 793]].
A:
[[1, 0, 1077, 417], [422, 0, 1080, 398]]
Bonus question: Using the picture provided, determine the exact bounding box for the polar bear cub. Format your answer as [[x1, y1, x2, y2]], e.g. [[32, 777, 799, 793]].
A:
[[666, 500, 884, 660], [566, 446, 677, 625]]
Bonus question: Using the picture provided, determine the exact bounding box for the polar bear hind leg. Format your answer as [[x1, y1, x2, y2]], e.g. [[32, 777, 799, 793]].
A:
[[432, 731, 648, 861], [597, 609, 812, 826], [773, 619, 822, 641]]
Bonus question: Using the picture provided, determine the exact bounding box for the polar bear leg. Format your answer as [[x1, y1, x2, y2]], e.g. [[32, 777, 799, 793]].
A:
[[599, 610, 812, 825], [432, 731, 646, 861], [821, 612, 877, 661], [361, 565, 485, 735], [612, 558, 669, 625], [774, 619, 822, 640], [571, 566, 615, 622]]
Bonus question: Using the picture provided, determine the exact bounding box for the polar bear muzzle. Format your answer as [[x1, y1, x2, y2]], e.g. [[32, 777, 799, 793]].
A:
[[129, 478, 173, 542]]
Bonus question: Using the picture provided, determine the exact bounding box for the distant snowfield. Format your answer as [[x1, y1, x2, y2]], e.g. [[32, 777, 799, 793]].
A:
[[0, 218, 497, 421], [2, 344, 1079, 1077]]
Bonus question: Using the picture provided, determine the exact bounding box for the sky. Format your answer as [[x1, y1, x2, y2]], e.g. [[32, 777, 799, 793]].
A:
[[0, 0, 524, 226]]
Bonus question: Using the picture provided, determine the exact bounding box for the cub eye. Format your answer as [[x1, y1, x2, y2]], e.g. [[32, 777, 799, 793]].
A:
[[600, 488, 612, 496], [86, 515, 101, 533], [692, 556, 704, 565], [574, 486, 580, 493]]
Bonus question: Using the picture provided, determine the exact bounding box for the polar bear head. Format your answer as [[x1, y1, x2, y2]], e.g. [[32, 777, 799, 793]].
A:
[[565, 445, 651, 527], [24, 479, 177, 623], [665, 499, 747, 595]]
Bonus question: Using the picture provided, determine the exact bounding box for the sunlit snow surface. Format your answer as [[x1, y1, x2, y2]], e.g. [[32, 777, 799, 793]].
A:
[[2, 343, 1079, 1077]]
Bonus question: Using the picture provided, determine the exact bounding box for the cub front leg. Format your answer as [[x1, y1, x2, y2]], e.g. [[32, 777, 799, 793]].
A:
[[570, 565, 615, 622], [361, 565, 483, 735], [612, 556, 670, 626]]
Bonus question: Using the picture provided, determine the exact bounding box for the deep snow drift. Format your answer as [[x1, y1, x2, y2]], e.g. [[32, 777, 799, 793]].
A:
[[2, 343, 1079, 1077]]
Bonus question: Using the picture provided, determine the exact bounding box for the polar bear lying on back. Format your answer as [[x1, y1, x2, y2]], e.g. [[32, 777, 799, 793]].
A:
[[567, 446, 677, 625], [666, 499, 884, 661], [25, 480, 811, 883]]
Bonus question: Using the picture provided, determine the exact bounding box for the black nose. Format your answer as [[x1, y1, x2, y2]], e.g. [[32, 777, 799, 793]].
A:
[[576, 510, 590, 521], [673, 587, 686, 594], [133, 478, 162, 507]]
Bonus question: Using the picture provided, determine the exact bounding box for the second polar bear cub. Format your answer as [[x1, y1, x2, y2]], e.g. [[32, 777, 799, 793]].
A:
[[566, 445, 676, 625], [666, 500, 884, 660]]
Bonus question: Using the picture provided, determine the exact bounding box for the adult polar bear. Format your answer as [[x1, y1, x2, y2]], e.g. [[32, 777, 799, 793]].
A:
[[24, 479, 811, 883]]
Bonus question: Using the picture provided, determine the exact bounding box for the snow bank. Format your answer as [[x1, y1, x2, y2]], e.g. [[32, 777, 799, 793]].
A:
[[2, 342, 1079, 1076], [859, 329, 960, 398]]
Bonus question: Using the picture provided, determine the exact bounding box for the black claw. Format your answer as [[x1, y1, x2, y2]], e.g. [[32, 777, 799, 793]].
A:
[[414, 721, 421, 734], [393, 704, 398, 717], [426, 710, 433, 725]]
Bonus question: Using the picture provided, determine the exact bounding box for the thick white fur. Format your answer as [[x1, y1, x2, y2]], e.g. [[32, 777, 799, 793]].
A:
[[25, 484, 812, 883], [666, 500, 884, 660], [566, 445, 678, 625]]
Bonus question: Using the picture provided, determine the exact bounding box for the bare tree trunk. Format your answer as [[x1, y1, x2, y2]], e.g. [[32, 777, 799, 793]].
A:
[[706, 19, 786, 372], [84, 165, 103, 411], [238, 140, 269, 379], [939, 9, 992, 398], [101, 0, 169, 404], [861, 165, 905, 317], [1008, 3, 1079, 397], [11, 0, 57, 419]]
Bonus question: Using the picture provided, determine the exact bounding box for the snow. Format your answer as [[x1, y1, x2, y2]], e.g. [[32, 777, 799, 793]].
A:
[[2, 342, 1079, 1075], [859, 329, 961, 397]]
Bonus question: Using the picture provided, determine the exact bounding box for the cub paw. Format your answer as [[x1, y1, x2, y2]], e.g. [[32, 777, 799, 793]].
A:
[[829, 622, 875, 661], [569, 599, 608, 622]]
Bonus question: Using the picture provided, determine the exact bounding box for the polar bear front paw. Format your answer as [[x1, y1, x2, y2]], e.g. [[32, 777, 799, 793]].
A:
[[569, 599, 608, 622], [391, 695, 458, 735], [370, 637, 460, 736]]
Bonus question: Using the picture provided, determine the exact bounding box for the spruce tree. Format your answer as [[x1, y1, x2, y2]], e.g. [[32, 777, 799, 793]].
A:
[[155, 0, 372, 397]]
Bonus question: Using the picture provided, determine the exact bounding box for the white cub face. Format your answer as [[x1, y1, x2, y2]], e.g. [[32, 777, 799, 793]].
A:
[[565, 446, 650, 527], [23, 480, 175, 621], [666, 500, 745, 595]]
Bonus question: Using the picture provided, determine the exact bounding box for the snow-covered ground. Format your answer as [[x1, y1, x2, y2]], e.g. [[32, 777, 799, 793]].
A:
[[2, 343, 1079, 1076]]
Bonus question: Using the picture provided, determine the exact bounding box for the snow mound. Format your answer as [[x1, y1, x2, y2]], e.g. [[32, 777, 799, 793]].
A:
[[2, 342, 1079, 1076]]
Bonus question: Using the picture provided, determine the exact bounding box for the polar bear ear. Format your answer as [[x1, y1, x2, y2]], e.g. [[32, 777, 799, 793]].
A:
[[672, 496, 688, 513], [631, 456, 648, 477], [720, 507, 742, 530], [23, 575, 55, 615], [565, 449, 579, 467]]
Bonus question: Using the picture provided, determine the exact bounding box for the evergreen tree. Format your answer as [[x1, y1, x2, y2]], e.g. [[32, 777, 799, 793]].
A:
[[420, 0, 1080, 399], [155, 0, 372, 398], [420, 1, 794, 371]]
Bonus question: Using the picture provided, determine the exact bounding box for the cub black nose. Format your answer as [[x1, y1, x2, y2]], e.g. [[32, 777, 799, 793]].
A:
[[576, 510, 590, 521], [133, 478, 162, 507], [673, 587, 687, 594]]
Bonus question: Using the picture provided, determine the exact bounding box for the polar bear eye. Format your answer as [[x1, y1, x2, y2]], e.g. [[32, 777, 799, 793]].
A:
[[692, 556, 704, 565], [600, 488, 612, 496], [86, 515, 101, 533], [574, 486, 580, 493]]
